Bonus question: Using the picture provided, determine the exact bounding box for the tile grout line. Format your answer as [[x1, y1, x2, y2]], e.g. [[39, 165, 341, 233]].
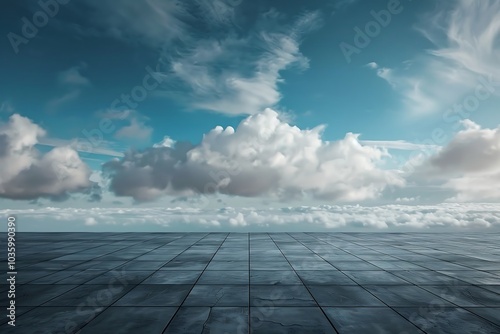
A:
[[306, 232, 500, 332], [248, 232, 251, 334], [268, 233, 340, 334], [293, 232, 428, 334], [74, 233, 209, 333], [160, 232, 230, 334]]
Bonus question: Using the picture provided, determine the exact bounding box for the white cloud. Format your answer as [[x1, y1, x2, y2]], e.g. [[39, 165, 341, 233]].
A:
[[360, 140, 439, 151], [0, 114, 92, 200], [48, 64, 90, 111], [415, 120, 500, 202], [85, 217, 98, 226], [103, 108, 404, 202], [98, 109, 153, 142], [3, 203, 499, 230], [158, 10, 322, 115], [0, 101, 14, 114], [38, 137, 125, 158], [115, 118, 153, 141], [67, 1, 322, 116], [74, 0, 190, 47], [371, 0, 500, 115], [57, 65, 91, 86], [153, 136, 176, 148], [395, 196, 420, 203]]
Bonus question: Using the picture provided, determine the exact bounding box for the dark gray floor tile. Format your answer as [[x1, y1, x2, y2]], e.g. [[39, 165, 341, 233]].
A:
[[296, 270, 356, 285], [80, 307, 177, 333], [323, 307, 424, 333], [117, 261, 167, 271], [250, 307, 335, 333], [438, 270, 500, 285], [13, 270, 56, 284], [413, 261, 471, 271], [161, 260, 208, 270], [250, 270, 302, 285], [328, 261, 382, 271], [308, 285, 384, 306], [250, 261, 292, 270], [465, 307, 500, 326], [114, 284, 192, 306], [70, 260, 127, 271], [15, 284, 78, 306], [198, 270, 249, 284], [0, 307, 102, 334], [367, 260, 427, 270], [83, 269, 151, 285], [56, 269, 107, 284], [480, 285, 500, 294], [205, 260, 248, 271], [43, 284, 132, 307], [164, 307, 248, 334], [142, 270, 202, 284], [251, 285, 315, 306], [396, 307, 500, 334], [391, 270, 469, 285], [365, 285, 454, 307], [4, 232, 500, 334], [184, 285, 249, 306], [290, 261, 336, 270], [421, 285, 500, 307], [29, 270, 82, 284], [342, 270, 412, 285]]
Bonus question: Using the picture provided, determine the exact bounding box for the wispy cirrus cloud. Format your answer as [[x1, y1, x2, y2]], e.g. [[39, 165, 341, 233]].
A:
[[47, 63, 91, 112], [68, 0, 323, 116], [0, 101, 14, 114], [369, 0, 500, 116], [159, 10, 324, 115], [98, 109, 153, 143]]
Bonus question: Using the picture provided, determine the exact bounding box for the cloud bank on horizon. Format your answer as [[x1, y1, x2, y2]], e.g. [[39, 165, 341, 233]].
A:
[[1, 0, 499, 230]]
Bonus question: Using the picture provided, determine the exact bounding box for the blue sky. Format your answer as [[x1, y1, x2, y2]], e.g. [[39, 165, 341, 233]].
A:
[[1, 0, 500, 231]]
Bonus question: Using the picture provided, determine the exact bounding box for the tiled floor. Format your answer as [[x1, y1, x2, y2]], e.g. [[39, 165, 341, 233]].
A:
[[1, 232, 500, 333]]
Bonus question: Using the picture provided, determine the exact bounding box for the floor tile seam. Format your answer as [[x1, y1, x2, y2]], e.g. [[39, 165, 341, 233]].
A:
[[268, 233, 340, 334], [160, 232, 230, 334], [27, 234, 173, 284], [290, 232, 429, 334], [248, 233, 251, 334], [294, 233, 416, 286], [76, 233, 209, 333], [304, 232, 430, 272], [48, 233, 197, 286], [304, 232, 483, 286]]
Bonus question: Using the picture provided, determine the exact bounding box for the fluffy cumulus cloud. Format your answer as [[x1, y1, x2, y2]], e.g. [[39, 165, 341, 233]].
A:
[[104, 108, 404, 202], [3, 203, 499, 230], [414, 120, 500, 202], [0, 114, 92, 200]]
